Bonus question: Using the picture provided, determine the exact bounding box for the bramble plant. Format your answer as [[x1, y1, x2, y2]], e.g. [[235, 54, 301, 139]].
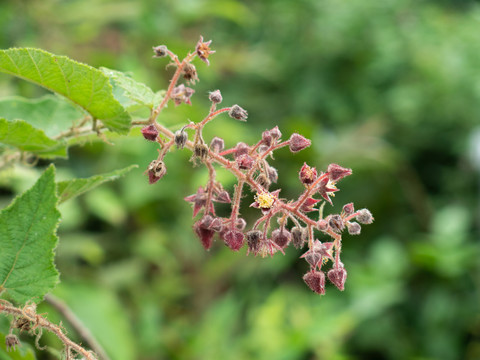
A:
[[0, 37, 372, 359]]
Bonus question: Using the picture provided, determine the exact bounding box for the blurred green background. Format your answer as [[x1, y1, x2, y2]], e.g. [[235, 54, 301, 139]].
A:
[[1, 0, 480, 359]]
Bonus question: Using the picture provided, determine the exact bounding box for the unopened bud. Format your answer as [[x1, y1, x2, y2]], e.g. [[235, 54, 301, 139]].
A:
[[356, 209, 374, 224], [267, 167, 278, 183], [210, 137, 225, 153], [209, 217, 224, 232], [289, 133, 311, 153], [234, 142, 250, 158], [342, 203, 355, 216], [152, 45, 168, 58], [220, 229, 245, 251], [303, 270, 326, 295], [317, 219, 328, 231], [347, 222, 361, 235], [327, 266, 347, 291], [327, 163, 352, 182], [328, 214, 345, 233], [228, 104, 248, 121], [299, 163, 317, 185], [174, 129, 188, 149], [271, 228, 291, 249], [215, 190, 231, 203], [235, 218, 247, 231], [194, 216, 215, 250], [209, 89, 222, 104], [236, 154, 254, 170], [141, 124, 158, 141], [291, 226, 306, 248], [262, 130, 273, 147], [269, 126, 282, 140]]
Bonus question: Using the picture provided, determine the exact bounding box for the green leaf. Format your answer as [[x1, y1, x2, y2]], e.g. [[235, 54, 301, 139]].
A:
[[100, 67, 160, 110], [0, 165, 60, 304], [0, 118, 67, 158], [0, 48, 131, 134], [0, 95, 84, 137], [57, 165, 137, 204]]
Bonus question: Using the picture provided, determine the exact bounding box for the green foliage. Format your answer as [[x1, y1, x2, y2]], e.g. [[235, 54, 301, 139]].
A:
[[0, 48, 130, 134], [0, 118, 66, 158], [0, 95, 83, 138], [57, 165, 137, 203], [0, 166, 59, 304]]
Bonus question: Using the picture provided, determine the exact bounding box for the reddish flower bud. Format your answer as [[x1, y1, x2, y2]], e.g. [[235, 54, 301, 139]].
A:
[[215, 190, 231, 203], [141, 124, 158, 141], [347, 222, 361, 235], [152, 45, 168, 58], [146, 160, 167, 184], [172, 84, 195, 106], [267, 166, 278, 183], [327, 266, 347, 291], [289, 133, 311, 153], [317, 219, 328, 231], [208, 217, 224, 232], [234, 142, 250, 158], [291, 226, 306, 248], [194, 216, 215, 250], [262, 130, 273, 146], [210, 137, 225, 153], [228, 105, 248, 121], [342, 202, 355, 216], [209, 89, 222, 104], [327, 163, 352, 182], [271, 228, 291, 249], [236, 154, 254, 170], [303, 271, 326, 295], [299, 163, 317, 185], [174, 129, 188, 149], [328, 214, 345, 233], [220, 229, 245, 251], [235, 218, 247, 231], [269, 126, 282, 140], [356, 209, 374, 224]]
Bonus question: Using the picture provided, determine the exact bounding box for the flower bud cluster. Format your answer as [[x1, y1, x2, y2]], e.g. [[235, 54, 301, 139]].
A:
[[143, 36, 373, 296]]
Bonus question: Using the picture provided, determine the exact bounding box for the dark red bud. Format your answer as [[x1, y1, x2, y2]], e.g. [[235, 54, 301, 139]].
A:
[[262, 130, 273, 147], [342, 203, 355, 216], [221, 229, 245, 251], [236, 154, 254, 170], [234, 142, 250, 158], [146, 160, 167, 184], [327, 163, 352, 182], [141, 125, 158, 141], [327, 266, 347, 291], [303, 271, 326, 295], [299, 163, 317, 185], [194, 217, 215, 250], [289, 133, 311, 153], [271, 228, 291, 249]]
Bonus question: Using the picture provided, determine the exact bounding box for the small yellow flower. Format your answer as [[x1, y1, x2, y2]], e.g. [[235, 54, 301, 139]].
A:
[[254, 191, 276, 209]]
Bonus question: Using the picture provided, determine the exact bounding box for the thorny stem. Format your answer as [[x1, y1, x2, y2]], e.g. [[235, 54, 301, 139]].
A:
[[230, 180, 245, 225], [0, 302, 97, 360], [204, 161, 216, 216], [293, 172, 330, 212]]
